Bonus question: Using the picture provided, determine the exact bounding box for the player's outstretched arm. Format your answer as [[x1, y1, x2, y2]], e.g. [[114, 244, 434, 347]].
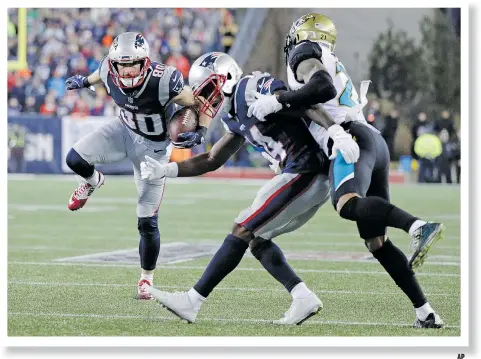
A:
[[277, 59, 337, 109], [247, 59, 337, 121], [65, 69, 102, 90], [140, 133, 245, 180], [176, 132, 245, 176]]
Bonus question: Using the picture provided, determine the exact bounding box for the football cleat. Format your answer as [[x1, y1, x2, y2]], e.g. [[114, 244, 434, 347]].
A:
[[408, 222, 445, 270], [273, 292, 323, 325], [147, 287, 199, 323], [68, 172, 105, 211], [137, 279, 155, 300], [413, 312, 445, 329]]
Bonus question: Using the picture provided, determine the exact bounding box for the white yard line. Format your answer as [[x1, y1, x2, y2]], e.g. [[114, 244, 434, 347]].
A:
[[7, 280, 455, 297], [6, 311, 460, 329], [7, 261, 460, 277]]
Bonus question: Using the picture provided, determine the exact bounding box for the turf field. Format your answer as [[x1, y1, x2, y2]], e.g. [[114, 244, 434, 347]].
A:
[[8, 175, 461, 337]]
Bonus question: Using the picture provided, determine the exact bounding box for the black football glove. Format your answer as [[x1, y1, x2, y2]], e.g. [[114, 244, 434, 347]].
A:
[[65, 75, 90, 90], [172, 126, 207, 149]]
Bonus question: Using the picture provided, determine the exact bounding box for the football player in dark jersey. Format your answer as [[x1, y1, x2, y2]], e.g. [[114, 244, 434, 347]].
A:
[[64, 32, 208, 300], [140, 52, 338, 325]]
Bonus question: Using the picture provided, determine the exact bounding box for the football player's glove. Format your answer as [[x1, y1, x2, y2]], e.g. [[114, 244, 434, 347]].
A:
[[172, 126, 207, 149], [140, 156, 178, 180], [65, 75, 90, 90], [327, 124, 360, 164], [247, 91, 283, 121]]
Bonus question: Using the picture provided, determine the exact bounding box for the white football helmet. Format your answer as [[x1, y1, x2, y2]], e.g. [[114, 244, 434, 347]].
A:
[[188, 52, 243, 118], [108, 32, 151, 89]]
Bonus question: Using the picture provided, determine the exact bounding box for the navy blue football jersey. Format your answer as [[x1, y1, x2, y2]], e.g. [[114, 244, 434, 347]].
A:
[[221, 72, 326, 174], [98, 58, 184, 142]]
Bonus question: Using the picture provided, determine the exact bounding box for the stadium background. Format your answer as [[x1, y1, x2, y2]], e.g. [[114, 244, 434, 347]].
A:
[[7, 8, 461, 183]]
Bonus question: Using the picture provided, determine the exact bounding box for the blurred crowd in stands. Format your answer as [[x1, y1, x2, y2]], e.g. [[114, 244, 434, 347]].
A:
[[365, 101, 460, 184], [7, 9, 460, 180], [7, 8, 237, 117]]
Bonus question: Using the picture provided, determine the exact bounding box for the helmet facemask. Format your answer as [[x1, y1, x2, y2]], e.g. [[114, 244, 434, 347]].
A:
[[193, 73, 227, 118], [109, 57, 151, 89]]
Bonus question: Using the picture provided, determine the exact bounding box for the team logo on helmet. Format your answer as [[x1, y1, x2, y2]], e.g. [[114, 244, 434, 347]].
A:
[[112, 36, 119, 50], [290, 14, 315, 34], [199, 52, 223, 70], [134, 34, 146, 49]]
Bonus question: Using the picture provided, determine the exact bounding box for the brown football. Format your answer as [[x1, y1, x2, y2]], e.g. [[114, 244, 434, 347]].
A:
[[167, 106, 199, 142]]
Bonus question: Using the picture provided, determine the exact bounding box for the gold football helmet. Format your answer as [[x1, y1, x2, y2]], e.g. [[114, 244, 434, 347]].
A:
[[284, 13, 337, 62]]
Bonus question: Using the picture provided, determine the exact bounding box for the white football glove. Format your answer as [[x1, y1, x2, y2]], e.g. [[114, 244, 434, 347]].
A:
[[261, 151, 282, 175], [247, 91, 283, 121], [327, 124, 360, 164], [140, 155, 178, 180]]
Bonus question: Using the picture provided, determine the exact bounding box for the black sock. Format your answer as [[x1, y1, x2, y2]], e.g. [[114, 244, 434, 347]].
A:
[[65, 148, 95, 178], [138, 217, 160, 271], [372, 239, 427, 308], [250, 240, 302, 292], [340, 196, 419, 233], [193, 234, 248, 298]]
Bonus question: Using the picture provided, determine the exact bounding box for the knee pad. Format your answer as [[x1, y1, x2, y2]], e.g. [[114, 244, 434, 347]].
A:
[[357, 219, 386, 241], [138, 216, 159, 239]]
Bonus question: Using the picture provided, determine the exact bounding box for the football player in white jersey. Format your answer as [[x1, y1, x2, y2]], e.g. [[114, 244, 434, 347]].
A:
[[64, 32, 208, 300], [248, 13, 445, 328]]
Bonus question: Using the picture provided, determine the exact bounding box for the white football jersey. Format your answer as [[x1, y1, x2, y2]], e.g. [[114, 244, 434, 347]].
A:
[[287, 42, 370, 155]]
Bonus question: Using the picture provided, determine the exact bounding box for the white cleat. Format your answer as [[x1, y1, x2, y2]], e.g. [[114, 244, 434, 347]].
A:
[[147, 287, 199, 323], [137, 279, 155, 300], [273, 292, 323, 325]]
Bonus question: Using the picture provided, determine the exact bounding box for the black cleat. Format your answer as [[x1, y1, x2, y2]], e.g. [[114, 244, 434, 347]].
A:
[[413, 313, 445, 329]]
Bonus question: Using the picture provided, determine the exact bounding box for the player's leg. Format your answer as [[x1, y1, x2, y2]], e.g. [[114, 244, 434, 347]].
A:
[[130, 139, 172, 300], [359, 166, 443, 328], [331, 123, 444, 269], [147, 173, 328, 324], [66, 120, 128, 210], [247, 179, 329, 325]]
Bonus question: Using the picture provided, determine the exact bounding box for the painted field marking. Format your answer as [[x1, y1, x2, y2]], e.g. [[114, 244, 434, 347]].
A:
[[6, 311, 460, 329], [7, 280, 456, 297], [7, 261, 460, 277]]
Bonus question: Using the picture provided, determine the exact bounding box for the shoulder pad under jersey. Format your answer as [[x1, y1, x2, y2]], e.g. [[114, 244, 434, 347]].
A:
[[156, 64, 185, 106], [98, 56, 110, 92], [288, 41, 323, 77]]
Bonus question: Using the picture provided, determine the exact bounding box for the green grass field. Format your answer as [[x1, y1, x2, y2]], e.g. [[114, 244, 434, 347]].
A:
[[8, 175, 461, 337]]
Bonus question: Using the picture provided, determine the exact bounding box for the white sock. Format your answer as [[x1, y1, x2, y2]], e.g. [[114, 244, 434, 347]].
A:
[[290, 282, 312, 299], [140, 273, 154, 282], [409, 220, 427, 236], [85, 170, 100, 187], [187, 288, 205, 310], [415, 302, 434, 320]]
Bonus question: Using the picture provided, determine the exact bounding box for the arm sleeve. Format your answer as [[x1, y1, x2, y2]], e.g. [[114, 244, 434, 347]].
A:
[[288, 41, 324, 82], [277, 69, 337, 109]]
